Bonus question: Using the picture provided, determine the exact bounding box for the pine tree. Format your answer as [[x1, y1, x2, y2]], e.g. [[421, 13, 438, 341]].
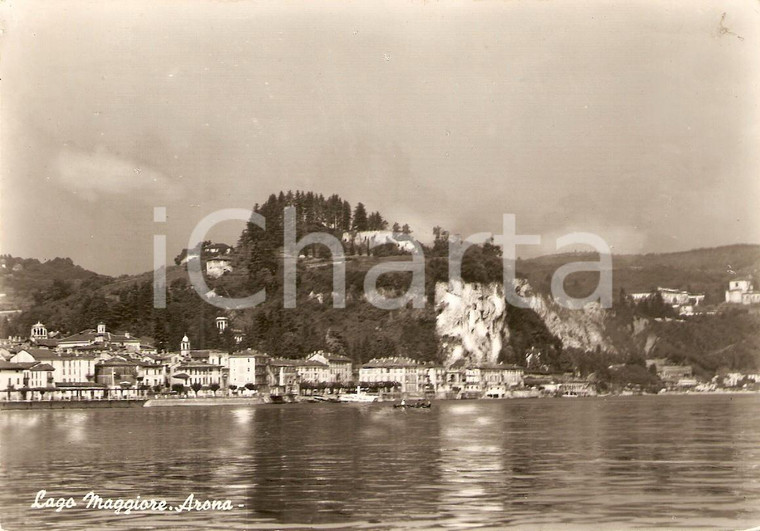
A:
[[352, 203, 368, 231]]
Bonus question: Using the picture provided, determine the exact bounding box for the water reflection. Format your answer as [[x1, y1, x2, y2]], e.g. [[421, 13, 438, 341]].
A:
[[1, 395, 759, 529]]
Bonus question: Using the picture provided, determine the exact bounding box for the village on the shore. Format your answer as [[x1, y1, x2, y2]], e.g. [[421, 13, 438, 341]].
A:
[[3, 275, 760, 405]]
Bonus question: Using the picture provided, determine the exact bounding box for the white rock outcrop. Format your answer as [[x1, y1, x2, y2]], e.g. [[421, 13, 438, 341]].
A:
[[435, 280, 508, 366]]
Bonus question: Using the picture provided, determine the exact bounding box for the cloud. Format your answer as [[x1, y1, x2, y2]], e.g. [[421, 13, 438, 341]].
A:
[[55, 145, 183, 201]]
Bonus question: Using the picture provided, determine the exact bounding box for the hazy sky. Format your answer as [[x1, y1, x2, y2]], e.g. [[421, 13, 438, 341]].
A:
[[2, 1, 759, 275]]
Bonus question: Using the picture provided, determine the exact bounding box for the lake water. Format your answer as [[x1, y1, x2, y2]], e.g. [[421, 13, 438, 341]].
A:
[[1, 394, 759, 529]]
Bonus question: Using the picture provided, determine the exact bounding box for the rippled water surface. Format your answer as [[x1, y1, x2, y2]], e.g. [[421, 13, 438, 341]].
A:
[[2, 394, 760, 529]]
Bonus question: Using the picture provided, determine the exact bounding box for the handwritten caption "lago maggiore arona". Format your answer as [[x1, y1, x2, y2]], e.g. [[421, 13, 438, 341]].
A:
[[31, 490, 242, 515]]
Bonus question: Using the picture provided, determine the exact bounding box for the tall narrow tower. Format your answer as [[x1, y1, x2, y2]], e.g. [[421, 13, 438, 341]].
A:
[[181, 334, 191, 356]]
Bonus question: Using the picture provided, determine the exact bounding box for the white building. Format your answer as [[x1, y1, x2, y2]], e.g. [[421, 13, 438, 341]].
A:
[[206, 257, 233, 278], [293, 358, 330, 384], [360, 357, 422, 394], [228, 349, 269, 388], [11, 349, 99, 384], [725, 279, 760, 305], [630, 287, 705, 314], [171, 362, 223, 388], [307, 351, 353, 383]]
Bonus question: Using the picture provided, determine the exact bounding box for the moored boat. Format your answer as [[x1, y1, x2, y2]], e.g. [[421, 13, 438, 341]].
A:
[[337, 386, 378, 403]]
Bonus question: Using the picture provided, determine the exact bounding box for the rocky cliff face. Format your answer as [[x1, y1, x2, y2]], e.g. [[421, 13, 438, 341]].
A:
[[435, 280, 617, 366], [435, 280, 509, 366], [514, 280, 614, 354]]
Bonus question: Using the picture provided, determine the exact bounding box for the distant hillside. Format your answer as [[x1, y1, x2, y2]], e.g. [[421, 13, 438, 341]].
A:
[[518, 244, 760, 305], [0, 255, 108, 312]]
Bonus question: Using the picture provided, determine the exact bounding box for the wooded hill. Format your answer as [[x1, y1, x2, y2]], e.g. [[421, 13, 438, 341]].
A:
[[4, 191, 760, 380]]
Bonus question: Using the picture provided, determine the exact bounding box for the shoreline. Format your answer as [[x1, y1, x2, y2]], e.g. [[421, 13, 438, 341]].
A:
[[2, 389, 758, 411]]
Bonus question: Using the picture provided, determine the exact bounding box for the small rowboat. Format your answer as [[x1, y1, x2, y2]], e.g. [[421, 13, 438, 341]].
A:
[[393, 401, 432, 409]]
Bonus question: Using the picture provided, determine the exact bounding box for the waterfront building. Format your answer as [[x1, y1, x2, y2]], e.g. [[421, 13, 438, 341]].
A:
[[11, 348, 99, 384], [420, 362, 446, 394], [0, 360, 55, 400], [94, 359, 141, 387], [94, 358, 166, 389], [443, 359, 467, 394], [360, 357, 421, 394], [138, 362, 166, 388], [0, 361, 34, 397], [28, 363, 55, 389], [293, 358, 330, 384], [228, 349, 270, 389], [171, 362, 224, 389], [467, 363, 524, 397], [268, 358, 299, 395], [307, 351, 353, 383]]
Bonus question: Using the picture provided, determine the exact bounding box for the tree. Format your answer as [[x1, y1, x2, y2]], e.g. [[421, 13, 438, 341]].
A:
[[401, 224, 411, 234], [171, 383, 185, 395], [392, 222, 401, 233], [191, 382, 203, 396], [352, 203, 368, 231], [341, 200, 352, 231], [432, 226, 449, 256], [367, 211, 388, 231], [209, 383, 220, 396]]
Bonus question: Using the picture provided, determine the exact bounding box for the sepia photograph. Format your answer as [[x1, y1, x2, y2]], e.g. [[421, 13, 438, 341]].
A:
[[1, 1, 759, 529]]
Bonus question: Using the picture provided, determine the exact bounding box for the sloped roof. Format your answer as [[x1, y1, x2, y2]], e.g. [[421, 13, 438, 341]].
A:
[[294, 359, 328, 367], [176, 362, 222, 369], [96, 359, 140, 367], [475, 362, 524, 371], [59, 329, 140, 344], [58, 330, 98, 343], [0, 361, 34, 370], [229, 350, 267, 358], [363, 357, 419, 368], [34, 339, 59, 348], [269, 358, 298, 367], [20, 348, 60, 361], [326, 354, 352, 363]]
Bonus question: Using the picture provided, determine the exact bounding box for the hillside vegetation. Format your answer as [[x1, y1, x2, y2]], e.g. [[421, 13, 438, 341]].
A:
[[4, 191, 760, 381]]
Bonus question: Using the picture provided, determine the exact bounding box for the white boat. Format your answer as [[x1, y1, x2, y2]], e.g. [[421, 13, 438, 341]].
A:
[[338, 387, 378, 403]]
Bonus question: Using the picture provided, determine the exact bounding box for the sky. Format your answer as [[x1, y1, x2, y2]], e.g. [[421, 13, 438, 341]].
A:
[[1, 0, 759, 276]]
